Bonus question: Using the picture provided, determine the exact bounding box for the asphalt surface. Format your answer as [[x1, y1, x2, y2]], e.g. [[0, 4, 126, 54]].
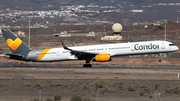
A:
[[0, 66, 180, 70], [1, 61, 180, 68]]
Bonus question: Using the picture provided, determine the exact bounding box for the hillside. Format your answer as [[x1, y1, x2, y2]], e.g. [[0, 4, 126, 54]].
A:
[[0, 0, 180, 10], [0, 0, 180, 26]]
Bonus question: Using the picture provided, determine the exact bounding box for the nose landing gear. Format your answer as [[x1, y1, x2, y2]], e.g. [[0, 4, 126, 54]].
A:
[[159, 59, 162, 62], [159, 53, 165, 62]]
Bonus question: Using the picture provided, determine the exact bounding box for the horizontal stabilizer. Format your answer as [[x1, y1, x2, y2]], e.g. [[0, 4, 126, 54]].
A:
[[0, 54, 5, 57], [4, 54, 23, 60]]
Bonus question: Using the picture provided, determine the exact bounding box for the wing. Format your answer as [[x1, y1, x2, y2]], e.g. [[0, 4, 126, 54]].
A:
[[61, 41, 98, 58], [61, 41, 112, 64]]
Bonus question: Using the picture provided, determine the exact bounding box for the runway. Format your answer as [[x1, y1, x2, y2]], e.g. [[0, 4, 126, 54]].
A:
[[30, 66, 180, 70], [1, 61, 180, 69], [1, 65, 180, 70], [0, 66, 180, 81]]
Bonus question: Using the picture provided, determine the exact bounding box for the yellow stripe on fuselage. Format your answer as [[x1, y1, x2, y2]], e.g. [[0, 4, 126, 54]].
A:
[[35, 48, 52, 61]]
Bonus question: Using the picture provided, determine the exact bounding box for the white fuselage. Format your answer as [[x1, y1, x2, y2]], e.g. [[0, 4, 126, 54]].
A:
[[25, 40, 179, 62]]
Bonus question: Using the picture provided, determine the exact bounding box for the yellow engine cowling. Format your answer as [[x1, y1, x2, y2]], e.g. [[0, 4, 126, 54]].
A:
[[92, 54, 111, 62]]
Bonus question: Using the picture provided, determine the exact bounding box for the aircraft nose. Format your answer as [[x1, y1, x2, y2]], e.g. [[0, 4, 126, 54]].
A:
[[176, 46, 179, 51]]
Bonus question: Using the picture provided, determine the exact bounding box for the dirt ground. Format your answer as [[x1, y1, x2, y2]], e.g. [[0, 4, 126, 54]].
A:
[[0, 65, 180, 101], [0, 57, 180, 101]]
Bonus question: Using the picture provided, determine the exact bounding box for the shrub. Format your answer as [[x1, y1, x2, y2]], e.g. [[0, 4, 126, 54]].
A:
[[114, 82, 123, 90], [56, 83, 63, 86], [64, 84, 69, 87], [83, 97, 91, 101], [54, 95, 61, 100], [94, 80, 105, 88], [141, 85, 148, 88], [46, 98, 53, 101], [101, 86, 116, 94], [34, 82, 42, 89], [70, 95, 82, 101], [139, 91, 145, 96], [30, 98, 39, 101], [144, 88, 150, 93], [166, 86, 180, 94], [34, 82, 40, 88], [50, 84, 56, 87], [82, 85, 88, 90], [25, 82, 31, 87], [47, 79, 52, 83], [101, 91, 104, 94], [128, 86, 135, 91]]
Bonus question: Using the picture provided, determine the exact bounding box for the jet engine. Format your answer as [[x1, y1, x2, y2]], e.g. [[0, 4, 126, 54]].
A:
[[92, 54, 111, 62]]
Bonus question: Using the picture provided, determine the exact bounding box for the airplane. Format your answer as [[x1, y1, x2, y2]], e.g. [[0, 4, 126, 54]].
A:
[[1, 29, 179, 67]]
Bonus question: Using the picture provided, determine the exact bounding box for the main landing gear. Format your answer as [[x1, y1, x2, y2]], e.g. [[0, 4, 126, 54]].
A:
[[83, 64, 92, 67], [83, 58, 92, 67]]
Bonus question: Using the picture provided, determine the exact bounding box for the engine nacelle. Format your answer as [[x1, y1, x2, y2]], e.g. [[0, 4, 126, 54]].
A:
[[92, 54, 111, 62]]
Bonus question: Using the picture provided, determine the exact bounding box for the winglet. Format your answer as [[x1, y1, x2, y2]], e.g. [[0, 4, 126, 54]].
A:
[[61, 40, 70, 50], [72, 42, 76, 46]]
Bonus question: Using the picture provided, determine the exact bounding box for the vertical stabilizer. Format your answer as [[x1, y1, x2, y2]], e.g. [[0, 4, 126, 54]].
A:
[[2, 29, 31, 56]]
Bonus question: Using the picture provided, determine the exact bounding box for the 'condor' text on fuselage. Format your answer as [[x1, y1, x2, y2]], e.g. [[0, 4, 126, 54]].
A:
[[134, 43, 159, 50]]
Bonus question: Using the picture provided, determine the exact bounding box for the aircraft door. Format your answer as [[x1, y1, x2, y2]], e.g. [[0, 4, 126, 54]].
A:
[[161, 42, 165, 49], [131, 44, 135, 51], [56, 51, 60, 56]]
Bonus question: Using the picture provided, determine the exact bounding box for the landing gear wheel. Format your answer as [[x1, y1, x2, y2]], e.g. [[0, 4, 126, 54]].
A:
[[159, 59, 162, 62], [83, 64, 92, 67]]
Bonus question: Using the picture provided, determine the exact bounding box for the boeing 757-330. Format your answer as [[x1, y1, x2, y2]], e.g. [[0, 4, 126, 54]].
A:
[[1, 29, 179, 67]]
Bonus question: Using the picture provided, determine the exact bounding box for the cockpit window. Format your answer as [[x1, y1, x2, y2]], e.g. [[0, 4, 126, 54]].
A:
[[169, 44, 175, 46]]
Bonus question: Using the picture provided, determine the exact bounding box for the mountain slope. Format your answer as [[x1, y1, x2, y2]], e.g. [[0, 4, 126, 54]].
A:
[[0, 0, 180, 10]]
